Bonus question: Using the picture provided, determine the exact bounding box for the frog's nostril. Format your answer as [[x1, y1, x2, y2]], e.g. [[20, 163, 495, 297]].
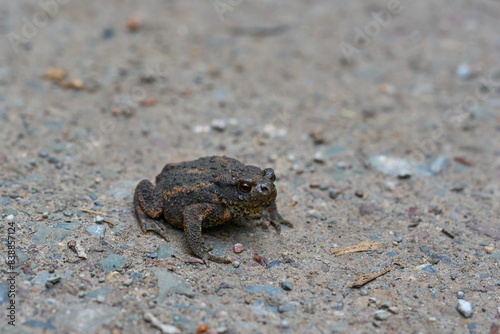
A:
[[257, 184, 269, 194]]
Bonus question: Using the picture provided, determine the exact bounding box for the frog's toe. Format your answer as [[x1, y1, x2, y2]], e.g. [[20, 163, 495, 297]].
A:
[[270, 219, 293, 234], [143, 220, 170, 241], [280, 219, 294, 228], [208, 253, 232, 264]]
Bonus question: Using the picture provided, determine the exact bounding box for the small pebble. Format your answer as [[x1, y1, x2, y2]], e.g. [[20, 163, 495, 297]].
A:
[[309, 183, 320, 189], [86, 225, 105, 237], [211, 119, 227, 131], [388, 306, 399, 314], [141, 124, 151, 136], [369, 297, 377, 303], [148, 253, 158, 259], [319, 184, 329, 191], [63, 210, 72, 217], [359, 290, 368, 296], [354, 190, 364, 198], [379, 302, 391, 309], [234, 243, 244, 253], [457, 300, 473, 318], [329, 189, 340, 199], [42, 212, 49, 219], [6, 214, 14, 220], [374, 310, 389, 321], [123, 278, 133, 287], [94, 215, 104, 224], [313, 152, 324, 163], [39, 151, 48, 158], [336, 161, 347, 169], [102, 27, 114, 39], [450, 273, 458, 280], [457, 291, 464, 299], [395, 237, 402, 243], [47, 274, 61, 284], [78, 291, 85, 298], [96, 295, 105, 303], [98, 276, 105, 283], [281, 281, 293, 291], [232, 261, 240, 268]]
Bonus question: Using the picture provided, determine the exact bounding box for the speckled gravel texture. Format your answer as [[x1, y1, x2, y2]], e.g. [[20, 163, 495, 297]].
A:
[[1, 1, 500, 333]]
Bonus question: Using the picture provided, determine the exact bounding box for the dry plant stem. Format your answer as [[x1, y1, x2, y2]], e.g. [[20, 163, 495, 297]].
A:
[[349, 267, 391, 288], [81, 208, 118, 226], [332, 240, 384, 256]]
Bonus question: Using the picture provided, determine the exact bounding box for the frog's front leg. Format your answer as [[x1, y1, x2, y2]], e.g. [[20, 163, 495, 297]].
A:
[[134, 179, 170, 240], [262, 202, 293, 234], [183, 203, 232, 264]]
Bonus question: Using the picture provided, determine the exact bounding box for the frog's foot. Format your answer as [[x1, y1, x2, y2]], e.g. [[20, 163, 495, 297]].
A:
[[141, 217, 170, 241], [269, 219, 294, 234], [134, 181, 169, 241], [206, 253, 232, 265]]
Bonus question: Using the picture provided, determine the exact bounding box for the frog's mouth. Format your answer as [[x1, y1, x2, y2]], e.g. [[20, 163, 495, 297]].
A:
[[246, 194, 276, 210]]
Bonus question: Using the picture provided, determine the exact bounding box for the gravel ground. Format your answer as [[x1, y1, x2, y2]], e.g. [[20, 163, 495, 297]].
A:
[[1, 1, 500, 333]]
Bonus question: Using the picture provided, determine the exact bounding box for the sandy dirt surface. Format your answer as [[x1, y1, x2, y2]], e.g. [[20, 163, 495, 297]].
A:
[[1, 1, 500, 333]]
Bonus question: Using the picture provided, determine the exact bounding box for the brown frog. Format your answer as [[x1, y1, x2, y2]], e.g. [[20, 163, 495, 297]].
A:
[[134, 156, 292, 264]]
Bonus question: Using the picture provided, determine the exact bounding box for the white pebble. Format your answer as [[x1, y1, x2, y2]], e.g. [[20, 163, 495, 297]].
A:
[[457, 300, 473, 318]]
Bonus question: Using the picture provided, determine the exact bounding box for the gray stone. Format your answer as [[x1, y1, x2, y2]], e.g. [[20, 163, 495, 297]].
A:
[[421, 265, 438, 274], [123, 278, 133, 286], [428, 155, 449, 174], [32, 271, 51, 286], [85, 288, 113, 299], [49, 213, 64, 221], [0, 282, 8, 304], [53, 222, 81, 230], [24, 319, 57, 330], [96, 254, 128, 272], [374, 310, 389, 321], [457, 291, 464, 299], [486, 252, 500, 260], [244, 285, 283, 298], [281, 281, 293, 291], [32, 226, 71, 246], [16, 251, 29, 263], [55, 305, 119, 332], [278, 304, 296, 313], [2, 197, 12, 206], [154, 269, 192, 303], [329, 189, 340, 199], [86, 225, 106, 237], [419, 246, 451, 265], [457, 300, 473, 318]]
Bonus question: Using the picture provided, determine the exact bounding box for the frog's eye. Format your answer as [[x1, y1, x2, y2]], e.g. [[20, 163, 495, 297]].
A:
[[238, 182, 252, 193]]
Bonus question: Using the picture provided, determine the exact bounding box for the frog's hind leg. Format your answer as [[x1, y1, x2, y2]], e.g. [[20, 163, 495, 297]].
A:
[[134, 179, 169, 241]]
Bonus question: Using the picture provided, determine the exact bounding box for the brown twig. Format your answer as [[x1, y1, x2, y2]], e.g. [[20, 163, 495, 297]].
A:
[[441, 228, 455, 239], [103, 218, 118, 226], [80, 208, 118, 226], [349, 267, 391, 288], [332, 240, 384, 256], [81, 208, 106, 215]]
